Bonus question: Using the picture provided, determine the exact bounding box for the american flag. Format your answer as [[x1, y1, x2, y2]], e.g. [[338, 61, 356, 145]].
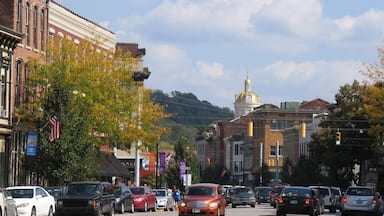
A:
[[49, 114, 60, 142]]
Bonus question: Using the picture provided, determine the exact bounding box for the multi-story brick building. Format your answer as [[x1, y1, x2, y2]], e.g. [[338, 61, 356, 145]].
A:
[[0, 25, 23, 187], [0, 0, 48, 186]]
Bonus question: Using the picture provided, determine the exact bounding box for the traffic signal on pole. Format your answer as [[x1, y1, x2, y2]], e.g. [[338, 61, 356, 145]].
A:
[[335, 131, 341, 145], [248, 121, 253, 137]]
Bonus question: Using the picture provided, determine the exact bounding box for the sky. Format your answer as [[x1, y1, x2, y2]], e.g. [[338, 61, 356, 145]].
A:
[[57, 0, 384, 109]]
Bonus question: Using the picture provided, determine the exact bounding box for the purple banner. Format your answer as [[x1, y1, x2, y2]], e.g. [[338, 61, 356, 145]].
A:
[[159, 152, 166, 175], [180, 160, 186, 180]]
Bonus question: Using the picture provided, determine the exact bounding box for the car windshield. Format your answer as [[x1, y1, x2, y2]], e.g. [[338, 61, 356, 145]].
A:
[[187, 187, 216, 196], [282, 188, 310, 197], [130, 188, 145, 195], [258, 188, 271, 194], [233, 188, 253, 195], [347, 188, 374, 196], [8, 189, 34, 198], [67, 184, 99, 194], [316, 188, 329, 196], [154, 190, 166, 196]]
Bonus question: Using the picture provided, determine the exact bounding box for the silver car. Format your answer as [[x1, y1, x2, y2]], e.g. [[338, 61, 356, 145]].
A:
[[341, 186, 384, 216], [231, 187, 256, 208], [152, 189, 175, 211]]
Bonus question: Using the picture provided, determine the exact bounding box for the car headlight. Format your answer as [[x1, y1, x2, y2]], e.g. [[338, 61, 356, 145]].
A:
[[209, 202, 218, 208], [180, 202, 186, 207], [17, 203, 29, 208], [135, 197, 144, 202], [115, 198, 120, 203]]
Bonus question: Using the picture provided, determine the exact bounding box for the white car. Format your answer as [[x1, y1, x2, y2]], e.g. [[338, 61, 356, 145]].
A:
[[152, 189, 175, 211], [6, 186, 55, 216], [0, 189, 18, 216]]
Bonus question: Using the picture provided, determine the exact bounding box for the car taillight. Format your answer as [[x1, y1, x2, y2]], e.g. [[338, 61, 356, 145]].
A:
[[372, 198, 378, 204], [304, 199, 311, 205], [342, 197, 348, 203], [277, 196, 283, 204]]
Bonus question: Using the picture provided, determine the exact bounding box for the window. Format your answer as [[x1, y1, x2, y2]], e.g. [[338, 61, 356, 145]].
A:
[[17, 0, 22, 32], [25, 2, 30, 46], [40, 8, 45, 50], [270, 145, 283, 156], [33, 5, 38, 49], [233, 160, 243, 174], [15, 60, 22, 107], [23, 66, 29, 103]]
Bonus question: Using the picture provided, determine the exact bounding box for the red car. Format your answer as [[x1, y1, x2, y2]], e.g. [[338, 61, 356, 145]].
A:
[[129, 186, 157, 212], [179, 183, 226, 216]]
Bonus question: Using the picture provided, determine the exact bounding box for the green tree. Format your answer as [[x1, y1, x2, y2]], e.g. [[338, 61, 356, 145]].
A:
[[22, 37, 170, 185]]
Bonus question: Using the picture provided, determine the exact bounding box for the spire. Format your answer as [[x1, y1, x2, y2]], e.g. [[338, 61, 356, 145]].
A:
[[245, 71, 251, 91]]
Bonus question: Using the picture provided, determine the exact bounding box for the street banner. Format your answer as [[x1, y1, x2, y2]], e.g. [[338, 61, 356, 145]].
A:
[[159, 152, 165, 175], [180, 160, 186, 180], [26, 132, 38, 156]]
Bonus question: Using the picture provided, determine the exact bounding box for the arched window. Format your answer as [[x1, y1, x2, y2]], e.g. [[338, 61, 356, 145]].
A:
[[26, 2, 30, 46], [16, 0, 22, 32], [33, 5, 38, 49], [15, 60, 23, 108], [23, 64, 29, 103], [40, 8, 45, 51]]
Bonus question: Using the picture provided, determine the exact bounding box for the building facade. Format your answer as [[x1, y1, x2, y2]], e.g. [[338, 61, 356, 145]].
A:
[[0, 25, 22, 187]]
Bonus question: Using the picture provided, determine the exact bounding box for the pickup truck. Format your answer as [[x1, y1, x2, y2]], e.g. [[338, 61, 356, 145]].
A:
[[55, 181, 115, 216]]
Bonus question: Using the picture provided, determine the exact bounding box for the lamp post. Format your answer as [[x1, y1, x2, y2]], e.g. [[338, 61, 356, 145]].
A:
[[276, 140, 279, 180], [155, 141, 159, 188], [132, 69, 151, 186]]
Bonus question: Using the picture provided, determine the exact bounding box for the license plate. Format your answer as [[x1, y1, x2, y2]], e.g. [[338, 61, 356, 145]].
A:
[[192, 208, 201, 213], [290, 200, 298, 204]]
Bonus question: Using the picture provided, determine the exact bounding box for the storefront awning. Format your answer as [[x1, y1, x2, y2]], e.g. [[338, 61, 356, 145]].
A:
[[96, 153, 132, 178]]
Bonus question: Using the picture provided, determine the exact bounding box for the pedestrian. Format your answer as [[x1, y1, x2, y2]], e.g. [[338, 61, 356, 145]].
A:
[[174, 188, 182, 210]]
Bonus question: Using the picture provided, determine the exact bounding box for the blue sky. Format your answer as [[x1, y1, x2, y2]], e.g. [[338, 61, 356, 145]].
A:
[[58, 0, 384, 109]]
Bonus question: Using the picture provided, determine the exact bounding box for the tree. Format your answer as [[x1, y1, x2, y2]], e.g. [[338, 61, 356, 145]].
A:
[[22, 37, 170, 184]]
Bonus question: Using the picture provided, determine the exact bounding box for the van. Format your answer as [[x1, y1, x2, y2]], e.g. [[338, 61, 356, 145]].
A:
[[309, 186, 336, 213]]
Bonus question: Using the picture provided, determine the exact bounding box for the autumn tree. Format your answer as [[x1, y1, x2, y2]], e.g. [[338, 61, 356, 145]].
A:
[[22, 37, 170, 184]]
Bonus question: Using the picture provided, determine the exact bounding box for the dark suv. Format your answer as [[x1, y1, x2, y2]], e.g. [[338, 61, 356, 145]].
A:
[[55, 181, 115, 216]]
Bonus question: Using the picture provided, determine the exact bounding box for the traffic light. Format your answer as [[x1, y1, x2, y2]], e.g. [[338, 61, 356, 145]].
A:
[[335, 131, 341, 145]]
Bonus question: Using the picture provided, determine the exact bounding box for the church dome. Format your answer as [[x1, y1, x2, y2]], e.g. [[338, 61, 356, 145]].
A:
[[235, 77, 260, 105]]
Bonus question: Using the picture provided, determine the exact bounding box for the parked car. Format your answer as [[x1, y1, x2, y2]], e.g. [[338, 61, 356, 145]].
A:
[[179, 183, 226, 216], [45, 186, 66, 201], [309, 185, 337, 212], [6, 185, 55, 216], [129, 186, 157, 212], [152, 188, 175, 211], [331, 186, 342, 210], [254, 186, 272, 204], [231, 186, 256, 208], [341, 186, 384, 216], [0, 189, 18, 216], [276, 186, 319, 216], [311, 187, 325, 214], [113, 184, 135, 213], [270, 186, 285, 208], [54, 181, 115, 216], [224, 187, 235, 206]]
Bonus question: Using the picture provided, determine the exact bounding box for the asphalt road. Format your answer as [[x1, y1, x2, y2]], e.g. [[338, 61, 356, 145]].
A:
[[117, 203, 342, 216]]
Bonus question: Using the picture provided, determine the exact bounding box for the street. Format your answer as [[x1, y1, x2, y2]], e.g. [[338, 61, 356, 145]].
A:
[[117, 203, 342, 216]]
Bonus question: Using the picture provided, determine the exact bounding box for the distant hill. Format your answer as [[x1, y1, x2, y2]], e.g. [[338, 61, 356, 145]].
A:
[[151, 90, 234, 145]]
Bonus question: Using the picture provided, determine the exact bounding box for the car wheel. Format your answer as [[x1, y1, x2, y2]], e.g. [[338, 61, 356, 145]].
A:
[[120, 203, 125, 213], [48, 206, 54, 216], [232, 204, 236, 208], [31, 207, 36, 216]]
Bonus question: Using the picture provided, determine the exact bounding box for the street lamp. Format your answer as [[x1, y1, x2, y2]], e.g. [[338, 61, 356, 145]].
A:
[[132, 69, 151, 186]]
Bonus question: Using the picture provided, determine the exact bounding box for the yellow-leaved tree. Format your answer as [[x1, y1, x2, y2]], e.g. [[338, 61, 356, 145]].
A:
[[22, 37, 170, 184]]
